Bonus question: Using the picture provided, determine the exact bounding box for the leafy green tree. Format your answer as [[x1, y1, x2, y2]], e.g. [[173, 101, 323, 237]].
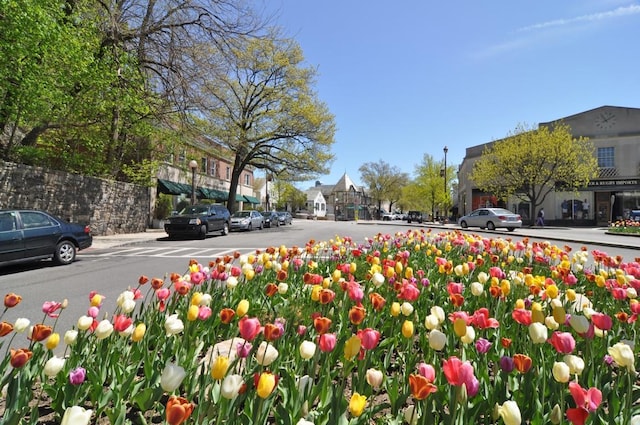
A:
[[408, 154, 452, 220], [358, 160, 409, 218], [470, 122, 598, 220], [200, 34, 336, 212]]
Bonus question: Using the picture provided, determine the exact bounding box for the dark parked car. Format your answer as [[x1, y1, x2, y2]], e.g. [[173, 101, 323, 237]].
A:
[[277, 211, 293, 225], [407, 210, 423, 224], [230, 210, 264, 231], [0, 209, 93, 267], [164, 204, 230, 239], [261, 211, 280, 228]]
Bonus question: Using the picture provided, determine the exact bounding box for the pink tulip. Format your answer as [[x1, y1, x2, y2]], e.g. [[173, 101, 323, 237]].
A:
[[238, 316, 261, 341]]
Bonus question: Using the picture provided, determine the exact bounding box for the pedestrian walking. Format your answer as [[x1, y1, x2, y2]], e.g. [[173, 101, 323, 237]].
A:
[[582, 199, 590, 219], [536, 208, 545, 227]]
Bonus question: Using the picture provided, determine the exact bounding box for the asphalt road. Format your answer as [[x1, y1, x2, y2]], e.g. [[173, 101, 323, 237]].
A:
[[0, 219, 638, 355]]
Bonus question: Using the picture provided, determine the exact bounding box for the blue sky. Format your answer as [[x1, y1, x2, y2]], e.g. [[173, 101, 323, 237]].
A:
[[260, 1, 640, 189]]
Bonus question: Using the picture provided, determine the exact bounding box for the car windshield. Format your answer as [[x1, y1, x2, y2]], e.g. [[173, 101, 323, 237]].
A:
[[179, 206, 209, 215], [261, 212, 272, 217], [233, 211, 250, 218]]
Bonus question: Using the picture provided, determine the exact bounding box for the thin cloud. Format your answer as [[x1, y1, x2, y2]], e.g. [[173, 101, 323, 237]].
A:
[[518, 4, 640, 32]]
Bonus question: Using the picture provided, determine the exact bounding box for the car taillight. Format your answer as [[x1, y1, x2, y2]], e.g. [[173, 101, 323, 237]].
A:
[[84, 225, 91, 234], [498, 216, 506, 220]]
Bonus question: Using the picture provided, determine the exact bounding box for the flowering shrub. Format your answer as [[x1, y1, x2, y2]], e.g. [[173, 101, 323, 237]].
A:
[[1, 228, 640, 424]]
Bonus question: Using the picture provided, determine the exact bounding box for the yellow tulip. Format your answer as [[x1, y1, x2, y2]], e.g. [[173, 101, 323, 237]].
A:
[[132, 323, 146, 342], [344, 335, 361, 360], [190, 292, 202, 306], [256, 372, 276, 398], [453, 317, 467, 337], [402, 320, 414, 338], [211, 356, 230, 380], [45, 333, 60, 350], [390, 302, 401, 317], [311, 285, 322, 301], [187, 305, 199, 322], [349, 392, 367, 417], [236, 299, 249, 317]]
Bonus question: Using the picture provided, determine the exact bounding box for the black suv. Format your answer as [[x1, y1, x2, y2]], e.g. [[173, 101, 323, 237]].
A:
[[407, 210, 423, 224], [164, 204, 230, 239]]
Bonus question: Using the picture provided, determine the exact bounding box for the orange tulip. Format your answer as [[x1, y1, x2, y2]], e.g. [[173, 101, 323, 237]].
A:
[[4, 293, 22, 308], [151, 278, 164, 289], [264, 283, 278, 297], [0, 321, 13, 337], [29, 324, 53, 342], [264, 323, 282, 341], [369, 292, 386, 311], [165, 396, 194, 425], [514, 354, 533, 373], [319, 289, 336, 304], [409, 374, 437, 400], [10, 348, 33, 368], [219, 308, 235, 324], [349, 305, 366, 325], [313, 316, 332, 334]]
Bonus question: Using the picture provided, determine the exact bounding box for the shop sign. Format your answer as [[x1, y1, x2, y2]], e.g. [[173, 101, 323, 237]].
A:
[[588, 179, 639, 187]]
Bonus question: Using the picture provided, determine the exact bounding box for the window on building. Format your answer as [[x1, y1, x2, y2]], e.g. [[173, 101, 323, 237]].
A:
[[178, 150, 186, 163], [210, 160, 217, 177], [244, 173, 251, 185], [226, 166, 230, 180], [597, 147, 614, 168], [201, 157, 207, 173]]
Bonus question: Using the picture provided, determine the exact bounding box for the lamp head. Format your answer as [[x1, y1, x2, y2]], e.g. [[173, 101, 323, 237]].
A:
[[443, 146, 448, 154], [189, 160, 198, 170]]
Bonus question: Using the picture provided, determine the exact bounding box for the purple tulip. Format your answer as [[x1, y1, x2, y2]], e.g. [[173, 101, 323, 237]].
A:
[[499, 356, 514, 373], [236, 341, 252, 358], [475, 338, 492, 354], [69, 367, 86, 385]]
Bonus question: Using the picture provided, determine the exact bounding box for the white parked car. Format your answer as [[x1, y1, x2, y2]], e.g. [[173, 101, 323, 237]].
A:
[[458, 208, 522, 231], [230, 210, 264, 231]]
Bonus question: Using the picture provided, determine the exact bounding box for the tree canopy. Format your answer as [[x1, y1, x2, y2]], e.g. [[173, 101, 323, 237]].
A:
[[200, 34, 336, 211], [470, 122, 598, 217], [358, 160, 409, 218], [403, 154, 453, 219]]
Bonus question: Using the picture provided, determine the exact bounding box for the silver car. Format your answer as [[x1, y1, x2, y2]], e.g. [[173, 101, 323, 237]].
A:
[[230, 210, 264, 231], [458, 208, 522, 231]]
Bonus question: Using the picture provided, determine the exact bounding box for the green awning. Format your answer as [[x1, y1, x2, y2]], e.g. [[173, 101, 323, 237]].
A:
[[199, 187, 228, 201], [235, 193, 245, 202], [243, 195, 260, 204], [158, 179, 192, 195]]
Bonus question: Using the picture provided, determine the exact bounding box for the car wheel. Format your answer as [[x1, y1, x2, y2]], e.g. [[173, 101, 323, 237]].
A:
[[220, 222, 229, 236], [460, 221, 468, 229], [487, 222, 496, 230], [198, 225, 208, 239], [507, 227, 515, 232], [248, 223, 253, 231], [54, 240, 76, 265]]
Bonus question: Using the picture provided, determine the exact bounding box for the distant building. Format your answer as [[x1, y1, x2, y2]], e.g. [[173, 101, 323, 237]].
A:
[[308, 173, 372, 220], [458, 105, 640, 226], [305, 188, 326, 217]]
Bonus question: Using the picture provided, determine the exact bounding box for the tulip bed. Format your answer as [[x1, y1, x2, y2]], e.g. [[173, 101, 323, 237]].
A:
[[609, 220, 640, 235], [1, 228, 639, 425]]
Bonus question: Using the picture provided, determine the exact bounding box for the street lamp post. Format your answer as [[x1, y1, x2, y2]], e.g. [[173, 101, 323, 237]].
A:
[[443, 146, 448, 221], [189, 160, 198, 205]]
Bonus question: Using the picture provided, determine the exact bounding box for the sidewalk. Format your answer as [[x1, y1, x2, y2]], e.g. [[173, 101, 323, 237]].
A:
[[91, 228, 166, 250]]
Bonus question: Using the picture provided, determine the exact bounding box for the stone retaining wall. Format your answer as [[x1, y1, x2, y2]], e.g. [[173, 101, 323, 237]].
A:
[[0, 161, 149, 236]]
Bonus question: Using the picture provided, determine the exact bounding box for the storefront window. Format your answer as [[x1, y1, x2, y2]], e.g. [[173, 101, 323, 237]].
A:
[[556, 192, 592, 220], [617, 191, 640, 219]]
